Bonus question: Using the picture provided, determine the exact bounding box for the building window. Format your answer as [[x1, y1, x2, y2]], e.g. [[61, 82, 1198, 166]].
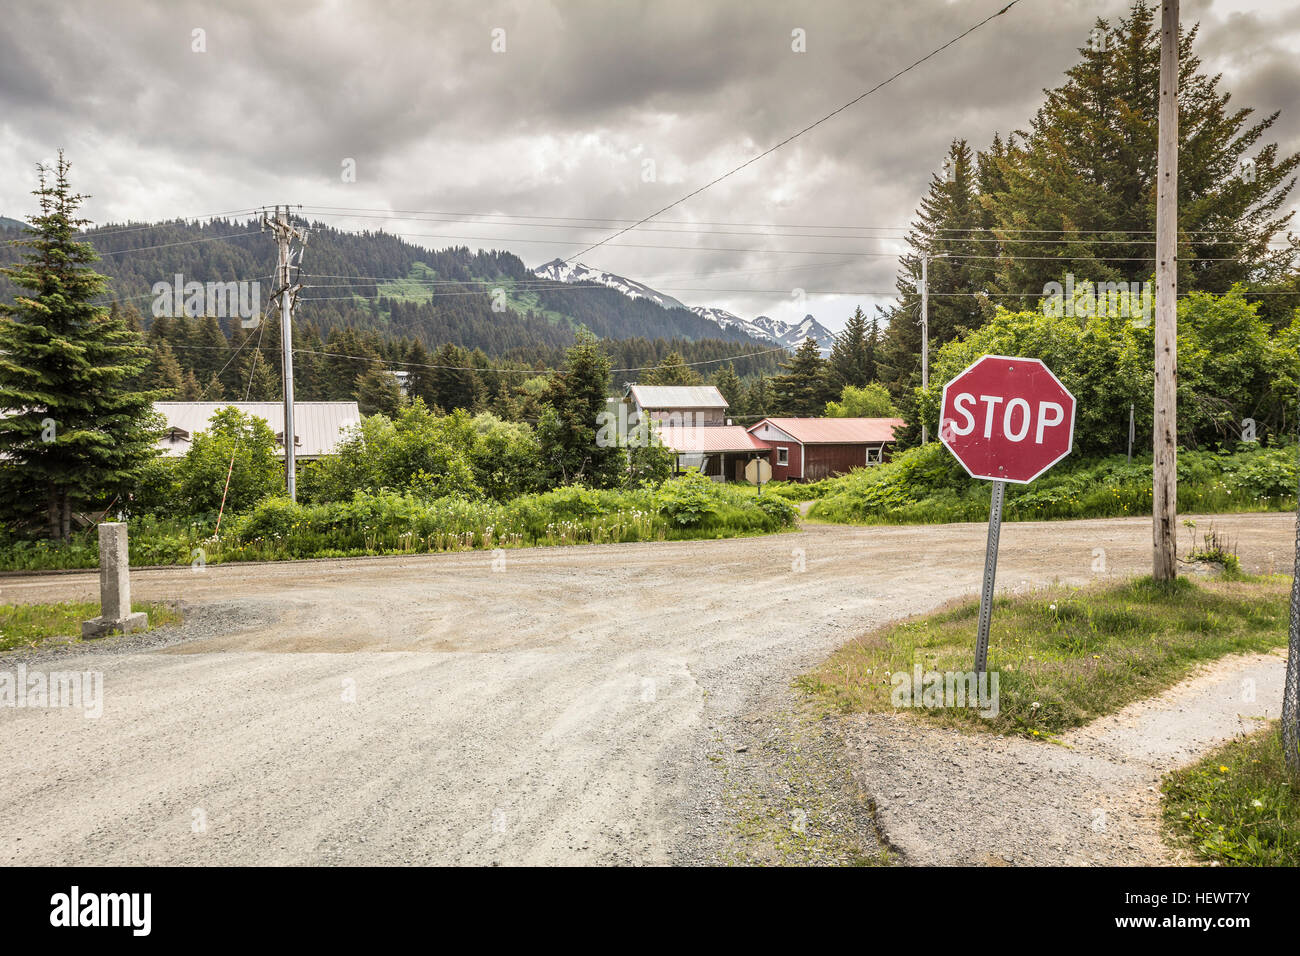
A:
[[866, 446, 882, 464], [777, 446, 789, 466]]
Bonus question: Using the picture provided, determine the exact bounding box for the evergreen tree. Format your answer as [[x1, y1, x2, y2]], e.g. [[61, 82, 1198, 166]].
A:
[[641, 350, 701, 386], [984, 1, 1299, 296], [179, 368, 203, 401], [320, 327, 378, 401], [403, 340, 437, 408], [146, 339, 185, 396], [355, 365, 405, 417], [709, 363, 743, 412], [537, 330, 620, 486], [201, 371, 226, 401], [878, 139, 995, 410], [0, 154, 162, 538], [746, 375, 773, 420], [771, 339, 833, 416], [190, 314, 229, 381], [238, 347, 280, 401], [828, 306, 875, 389], [428, 343, 478, 411]]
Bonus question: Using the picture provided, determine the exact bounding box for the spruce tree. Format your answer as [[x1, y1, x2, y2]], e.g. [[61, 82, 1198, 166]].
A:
[[355, 365, 405, 417], [403, 340, 437, 408], [642, 351, 701, 386], [201, 371, 226, 401], [179, 368, 203, 401], [537, 330, 620, 486], [771, 339, 833, 416], [984, 1, 1299, 296], [828, 306, 873, 389], [146, 339, 185, 396], [0, 154, 162, 538], [709, 363, 743, 412], [878, 138, 994, 414], [428, 343, 478, 411]]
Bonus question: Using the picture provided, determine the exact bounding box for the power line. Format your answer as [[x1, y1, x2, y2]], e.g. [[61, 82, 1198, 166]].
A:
[[297, 205, 1294, 240], [165, 341, 796, 376], [81, 210, 260, 239], [297, 209, 1291, 247], [562, 0, 1025, 262], [93, 229, 264, 257]]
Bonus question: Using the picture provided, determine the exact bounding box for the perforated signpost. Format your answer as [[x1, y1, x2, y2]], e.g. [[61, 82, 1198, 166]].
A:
[[939, 355, 1076, 674]]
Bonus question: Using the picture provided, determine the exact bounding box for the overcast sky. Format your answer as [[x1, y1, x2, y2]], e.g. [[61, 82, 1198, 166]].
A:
[[2, 0, 1297, 332]]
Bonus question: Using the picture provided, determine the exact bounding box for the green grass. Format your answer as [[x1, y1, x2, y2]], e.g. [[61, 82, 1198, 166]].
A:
[[796, 575, 1290, 738], [349, 266, 577, 329], [806, 443, 1297, 526], [0, 477, 799, 571], [0, 601, 182, 652], [1162, 722, 1299, 866]]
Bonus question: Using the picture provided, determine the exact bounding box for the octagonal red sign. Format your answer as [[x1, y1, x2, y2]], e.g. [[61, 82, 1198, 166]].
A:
[[938, 355, 1076, 484]]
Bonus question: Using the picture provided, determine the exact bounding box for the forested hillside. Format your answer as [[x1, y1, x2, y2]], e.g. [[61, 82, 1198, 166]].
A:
[[0, 216, 765, 353], [0, 215, 784, 412]]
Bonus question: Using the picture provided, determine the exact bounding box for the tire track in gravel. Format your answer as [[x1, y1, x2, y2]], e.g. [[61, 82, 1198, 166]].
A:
[[0, 513, 1291, 865]]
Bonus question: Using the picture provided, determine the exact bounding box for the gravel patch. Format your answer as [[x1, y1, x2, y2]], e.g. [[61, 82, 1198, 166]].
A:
[[842, 649, 1288, 865]]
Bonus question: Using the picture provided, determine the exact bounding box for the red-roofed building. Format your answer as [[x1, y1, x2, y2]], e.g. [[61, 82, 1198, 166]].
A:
[[655, 424, 770, 482], [747, 417, 905, 481]]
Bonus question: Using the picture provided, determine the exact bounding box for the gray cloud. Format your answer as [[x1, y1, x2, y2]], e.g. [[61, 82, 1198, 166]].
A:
[[2, 0, 1296, 331]]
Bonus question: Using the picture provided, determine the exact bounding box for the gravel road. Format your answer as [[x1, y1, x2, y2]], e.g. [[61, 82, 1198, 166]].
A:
[[0, 512, 1292, 865]]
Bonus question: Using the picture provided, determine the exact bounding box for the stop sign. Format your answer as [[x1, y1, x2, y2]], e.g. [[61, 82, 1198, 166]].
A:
[[939, 355, 1075, 483]]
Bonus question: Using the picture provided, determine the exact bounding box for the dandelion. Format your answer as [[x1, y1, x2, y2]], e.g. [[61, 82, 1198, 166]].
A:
[[1218, 765, 1230, 774]]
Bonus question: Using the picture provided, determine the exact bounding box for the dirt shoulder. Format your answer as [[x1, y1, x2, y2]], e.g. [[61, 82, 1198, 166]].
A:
[[840, 649, 1286, 865], [0, 513, 1290, 865]]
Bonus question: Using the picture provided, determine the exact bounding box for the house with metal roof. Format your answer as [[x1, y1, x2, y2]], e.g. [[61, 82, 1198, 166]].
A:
[[153, 402, 361, 460], [747, 417, 905, 481], [625, 384, 729, 426], [654, 424, 769, 482]]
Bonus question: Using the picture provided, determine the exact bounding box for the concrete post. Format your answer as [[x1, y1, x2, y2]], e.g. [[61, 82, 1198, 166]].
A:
[[82, 523, 148, 639]]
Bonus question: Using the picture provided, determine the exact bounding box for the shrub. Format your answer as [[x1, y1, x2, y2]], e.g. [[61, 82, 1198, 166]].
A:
[[172, 406, 283, 515], [654, 470, 721, 527], [808, 442, 1298, 525]]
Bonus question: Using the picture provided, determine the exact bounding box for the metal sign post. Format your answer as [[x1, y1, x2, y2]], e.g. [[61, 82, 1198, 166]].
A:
[[939, 355, 1077, 675], [1128, 403, 1135, 462], [974, 480, 1005, 676]]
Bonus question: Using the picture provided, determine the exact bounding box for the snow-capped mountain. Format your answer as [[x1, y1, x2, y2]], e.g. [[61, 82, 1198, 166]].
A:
[[755, 313, 837, 354], [687, 306, 754, 336], [688, 307, 835, 354], [532, 258, 836, 354], [532, 259, 687, 311]]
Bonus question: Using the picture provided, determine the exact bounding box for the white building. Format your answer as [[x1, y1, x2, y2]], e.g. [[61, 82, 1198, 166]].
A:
[[153, 401, 361, 460]]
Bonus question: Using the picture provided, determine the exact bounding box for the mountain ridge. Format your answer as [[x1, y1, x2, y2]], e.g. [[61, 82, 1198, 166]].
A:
[[533, 257, 836, 353]]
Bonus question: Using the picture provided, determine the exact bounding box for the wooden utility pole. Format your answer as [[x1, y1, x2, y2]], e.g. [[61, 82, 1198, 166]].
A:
[[261, 205, 307, 501], [919, 253, 929, 444], [1286, 423, 1300, 775], [1152, 0, 1179, 581]]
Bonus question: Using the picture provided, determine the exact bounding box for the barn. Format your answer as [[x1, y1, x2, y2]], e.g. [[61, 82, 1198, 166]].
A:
[[747, 417, 905, 481]]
